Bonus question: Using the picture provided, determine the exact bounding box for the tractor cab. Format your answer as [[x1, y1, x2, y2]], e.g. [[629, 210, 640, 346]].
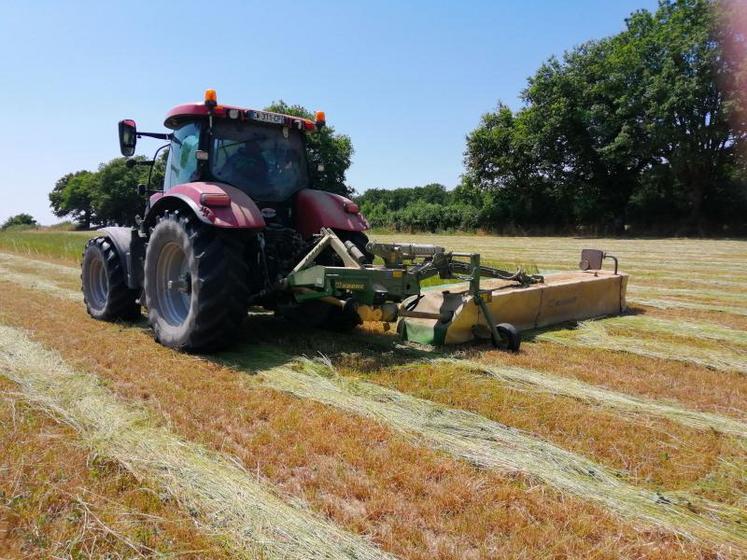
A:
[[117, 90, 366, 236], [160, 99, 316, 207]]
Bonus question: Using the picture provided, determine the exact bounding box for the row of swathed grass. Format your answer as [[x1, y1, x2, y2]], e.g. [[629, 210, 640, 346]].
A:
[[6, 257, 745, 472], [436, 358, 747, 439], [5, 281, 715, 559], [0, 325, 394, 560], [0, 253, 747, 428], [536, 320, 747, 373], [0, 376, 236, 559], [6, 252, 743, 376], [213, 349, 747, 548], [2, 233, 746, 556]]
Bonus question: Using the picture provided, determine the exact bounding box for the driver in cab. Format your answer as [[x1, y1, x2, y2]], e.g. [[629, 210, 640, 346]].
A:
[[223, 140, 269, 185]]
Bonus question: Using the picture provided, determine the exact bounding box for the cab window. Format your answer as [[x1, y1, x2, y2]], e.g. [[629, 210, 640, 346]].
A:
[[165, 122, 201, 189]]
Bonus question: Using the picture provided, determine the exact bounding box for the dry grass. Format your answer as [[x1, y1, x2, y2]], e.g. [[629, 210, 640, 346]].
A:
[[536, 320, 747, 373], [0, 377, 234, 560], [467, 340, 747, 419], [2, 260, 742, 500], [5, 254, 747, 422], [1, 237, 746, 557], [597, 314, 747, 347], [235, 354, 747, 548], [0, 265, 81, 302], [629, 304, 747, 332], [0, 326, 394, 560], [350, 359, 746, 505], [0, 284, 723, 559], [438, 358, 747, 439], [0, 252, 80, 286]]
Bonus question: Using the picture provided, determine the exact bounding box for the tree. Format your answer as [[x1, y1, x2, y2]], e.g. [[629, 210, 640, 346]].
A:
[[93, 157, 149, 226], [464, 0, 747, 234], [50, 153, 165, 228], [49, 170, 96, 228], [1, 213, 37, 230], [264, 101, 354, 196]]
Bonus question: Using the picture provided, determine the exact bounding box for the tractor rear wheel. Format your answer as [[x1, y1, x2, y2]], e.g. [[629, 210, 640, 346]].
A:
[[144, 211, 250, 351], [81, 236, 140, 321]]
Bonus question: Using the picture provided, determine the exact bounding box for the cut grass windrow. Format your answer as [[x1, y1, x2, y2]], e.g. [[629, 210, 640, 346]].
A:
[[594, 315, 747, 347], [436, 358, 747, 439], [0, 325, 394, 560], [223, 348, 747, 549], [537, 320, 747, 374], [4, 250, 746, 355], [0, 264, 81, 301], [629, 297, 747, 317], [0, 250, 80, 275], [0, 377, 236, 559], [629, 285, 747, 306], [2, 252, 743, 541]]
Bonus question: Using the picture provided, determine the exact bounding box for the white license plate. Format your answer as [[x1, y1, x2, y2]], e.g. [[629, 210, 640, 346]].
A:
[[247, 110, 285, 124]]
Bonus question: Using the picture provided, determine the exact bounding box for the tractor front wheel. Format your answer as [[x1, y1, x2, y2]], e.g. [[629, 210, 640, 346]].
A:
[[81, 237, 140, 321], [144, 211, 250, 351]]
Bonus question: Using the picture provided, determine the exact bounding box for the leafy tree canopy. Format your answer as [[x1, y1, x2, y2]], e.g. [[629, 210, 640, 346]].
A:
[[264, 101, 354, 196], [1, 213, 38, 230], [464, 0, 747, 233]]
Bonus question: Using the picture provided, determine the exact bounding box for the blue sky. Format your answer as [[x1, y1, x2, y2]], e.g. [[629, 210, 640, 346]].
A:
[[0, 0, 658, 225]]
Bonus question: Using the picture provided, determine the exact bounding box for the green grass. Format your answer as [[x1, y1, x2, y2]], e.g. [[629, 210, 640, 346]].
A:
[[0, 229, 94, 263]]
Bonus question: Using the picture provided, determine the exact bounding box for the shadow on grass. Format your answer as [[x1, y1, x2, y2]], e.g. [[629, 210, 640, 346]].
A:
[[210, 310, 448, 375]]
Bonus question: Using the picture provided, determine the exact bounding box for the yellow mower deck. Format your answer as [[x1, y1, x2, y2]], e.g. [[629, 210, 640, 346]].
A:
[[399, 270, 628, 345]]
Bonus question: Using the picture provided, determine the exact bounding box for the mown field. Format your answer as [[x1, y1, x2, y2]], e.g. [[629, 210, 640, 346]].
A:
[[0, 228, 745, 559]]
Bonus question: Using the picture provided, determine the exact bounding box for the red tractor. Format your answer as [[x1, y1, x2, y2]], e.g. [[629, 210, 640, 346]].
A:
[[83, 90, 628, 353], [82, 90, 370, 351]]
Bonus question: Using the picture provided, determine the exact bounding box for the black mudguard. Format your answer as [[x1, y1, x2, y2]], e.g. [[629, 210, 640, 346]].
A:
[[98, 227, 145, 290]]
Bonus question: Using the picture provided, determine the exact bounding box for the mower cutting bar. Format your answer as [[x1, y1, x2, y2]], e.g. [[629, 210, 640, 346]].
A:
[[284, 232, 628, 347]]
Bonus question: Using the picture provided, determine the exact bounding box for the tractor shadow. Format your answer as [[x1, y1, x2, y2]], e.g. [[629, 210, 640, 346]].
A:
[[211, 309, 449, 376], [209, 307, 651, 376]]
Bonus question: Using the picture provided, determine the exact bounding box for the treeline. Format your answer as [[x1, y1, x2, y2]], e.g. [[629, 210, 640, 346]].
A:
[[50, 156, 166, 229], [357, 184, 481, 232], [49, 0, 746, 236], [360, 0, 747, 235]]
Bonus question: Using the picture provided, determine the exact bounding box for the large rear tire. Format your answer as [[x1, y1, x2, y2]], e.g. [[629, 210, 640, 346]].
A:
[[81, 237, 140, 321], [144, 211, 250, 352]]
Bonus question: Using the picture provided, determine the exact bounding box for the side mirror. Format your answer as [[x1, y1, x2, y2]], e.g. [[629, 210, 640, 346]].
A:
[[118, 119, 137, 156]]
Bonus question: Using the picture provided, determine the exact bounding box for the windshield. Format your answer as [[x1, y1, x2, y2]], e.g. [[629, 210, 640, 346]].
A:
[[211, 120, 309, 202]]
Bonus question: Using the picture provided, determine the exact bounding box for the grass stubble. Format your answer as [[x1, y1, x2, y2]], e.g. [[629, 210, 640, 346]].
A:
[[0, 325, 395, 560], [0, 283, 725, 559], [0, 376, 236, 559], [232, 353, 747, 549], [0, 237, 745, 557]]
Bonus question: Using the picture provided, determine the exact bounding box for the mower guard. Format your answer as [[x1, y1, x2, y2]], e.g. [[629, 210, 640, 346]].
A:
[[284, 230, 628, 347], [398, 270, 628, 345]]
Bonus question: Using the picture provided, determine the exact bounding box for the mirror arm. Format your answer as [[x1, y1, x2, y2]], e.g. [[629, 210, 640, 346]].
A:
[[137, 131, 172, 141]]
